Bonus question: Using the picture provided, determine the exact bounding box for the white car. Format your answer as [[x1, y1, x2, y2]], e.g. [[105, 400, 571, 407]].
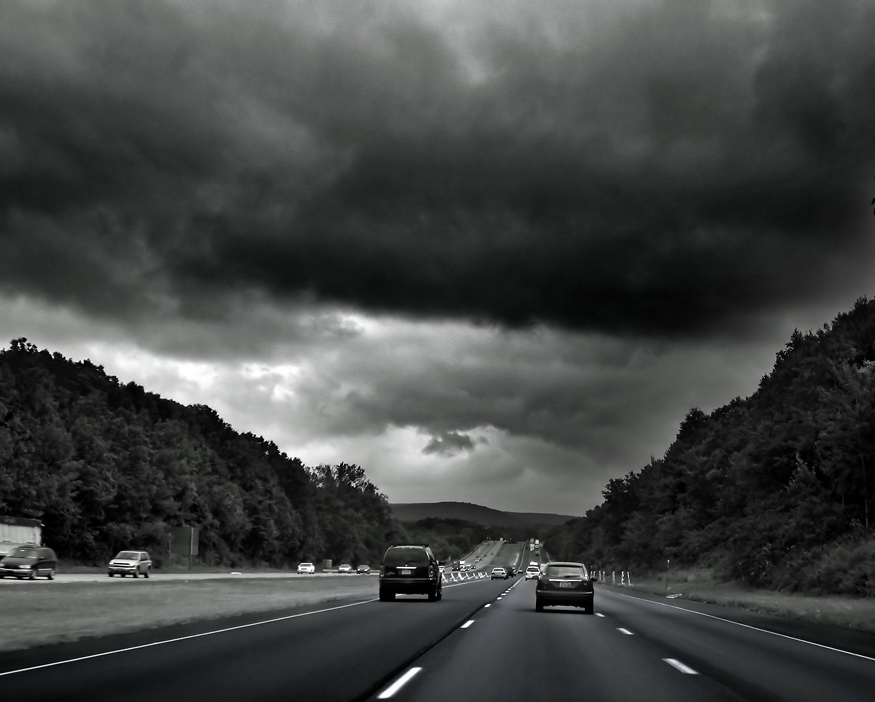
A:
[[525, 565, 541, 580], [337, 563, 353, 574], [491, 567, 508, 580], [297, 562, 316, 574], [108, 550, 152, 578]]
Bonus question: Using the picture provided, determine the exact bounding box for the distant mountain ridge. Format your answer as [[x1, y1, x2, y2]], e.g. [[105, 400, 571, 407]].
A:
[[390, 501, 577, 528]]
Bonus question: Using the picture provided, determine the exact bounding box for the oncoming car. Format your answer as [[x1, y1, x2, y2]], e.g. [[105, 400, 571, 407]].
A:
[[108, 551, 151, 578], [379, 545, 442, 602], [535, 562, 594, 613], [337, 563, 353, 574], [525, 565, 541, 580], [297, 562, 316, 574], [356, 564, 371, 574], [490, 567, 508, 579]]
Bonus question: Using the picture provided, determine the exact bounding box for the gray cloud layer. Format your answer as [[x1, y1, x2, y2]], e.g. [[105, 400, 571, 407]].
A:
[[2, 0, 873, 338]]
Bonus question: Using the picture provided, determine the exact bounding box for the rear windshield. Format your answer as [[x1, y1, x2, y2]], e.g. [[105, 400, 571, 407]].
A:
[[383, 547, 429, 567], [546, 565, 587, 579], [8, 547, 37, 558]]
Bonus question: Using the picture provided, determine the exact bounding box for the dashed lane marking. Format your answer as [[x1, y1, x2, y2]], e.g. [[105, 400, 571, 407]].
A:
[[461, 620, 475, 629], [378, 667, 422, 699], [664, 658, 698, 674], [617, 628, 634, 635], [596, 613, 605, 618]]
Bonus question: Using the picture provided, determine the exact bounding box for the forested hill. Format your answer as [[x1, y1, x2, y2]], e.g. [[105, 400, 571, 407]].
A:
[[551, 298, 875, 596], [0, 338, 404, 567]]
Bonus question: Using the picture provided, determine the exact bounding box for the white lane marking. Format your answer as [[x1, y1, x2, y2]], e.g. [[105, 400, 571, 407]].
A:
[[0, 599, 376, 678], [613, 592, 875, 663], [595, 613, 605, 618], [484, 604, 491, 608], [664, 658, 698, 675], [617, 628, 634, 635], [461, 620, 475, 629], [378, 667, 422, 699]]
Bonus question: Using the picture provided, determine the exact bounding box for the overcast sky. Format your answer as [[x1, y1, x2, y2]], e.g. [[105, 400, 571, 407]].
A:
[[2, 0, 874, 515]]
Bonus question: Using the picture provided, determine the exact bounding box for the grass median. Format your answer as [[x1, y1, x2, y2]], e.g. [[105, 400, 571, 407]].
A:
[[0, 574, 378, 652]]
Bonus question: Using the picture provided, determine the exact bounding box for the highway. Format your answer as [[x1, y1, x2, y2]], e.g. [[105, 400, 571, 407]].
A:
[[1, 544, 873, 701]]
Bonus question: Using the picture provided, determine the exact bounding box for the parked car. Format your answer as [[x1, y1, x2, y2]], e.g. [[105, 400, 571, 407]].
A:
[[297, 562, 316, 574], [535, 562, 594, 613], [0, 546, 57, 580], [108, 550, 151, 578], [356, 564, 371, 574], [491, 567, 508, 580], [379, 545, 442, 602], [338, 563, 353, 574], [525, 565, 541, 580]]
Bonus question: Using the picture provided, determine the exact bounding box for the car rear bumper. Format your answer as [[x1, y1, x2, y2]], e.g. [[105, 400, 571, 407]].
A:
[[380, 577, 438, 594], [536, 591, 594, 606]]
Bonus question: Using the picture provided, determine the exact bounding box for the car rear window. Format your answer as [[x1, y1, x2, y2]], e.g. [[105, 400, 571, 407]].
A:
[[383, 547, 429, 567], [546, 565, 587, 579]]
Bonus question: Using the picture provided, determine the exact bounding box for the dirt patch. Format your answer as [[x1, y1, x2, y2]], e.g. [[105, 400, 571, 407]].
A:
[[0, 576, 377, 652]]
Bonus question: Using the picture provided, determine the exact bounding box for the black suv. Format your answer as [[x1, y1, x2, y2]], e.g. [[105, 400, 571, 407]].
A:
[[379, 545, 442, 601]]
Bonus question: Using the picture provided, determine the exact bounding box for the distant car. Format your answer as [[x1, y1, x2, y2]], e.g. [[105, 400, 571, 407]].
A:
[[356, 565, 371, 574], [530, 561, 539, 566], [491, 567, 508, 580], [297, 562, 316, 574], [108, 550, 151, 578], [535, 562, 594, 613], [379, 545, 442, 602], [525, 565, 540, 580], [0, 546, 58, 580], [338, 563, 353, 574], [438, 565, 445, 573]]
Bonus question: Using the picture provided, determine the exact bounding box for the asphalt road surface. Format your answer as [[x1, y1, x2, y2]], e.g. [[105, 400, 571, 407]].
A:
[[1, 556, 873, 701]]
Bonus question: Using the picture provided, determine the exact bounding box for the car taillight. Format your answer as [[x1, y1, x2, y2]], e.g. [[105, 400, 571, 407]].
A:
[[428, 565, 435, 577]]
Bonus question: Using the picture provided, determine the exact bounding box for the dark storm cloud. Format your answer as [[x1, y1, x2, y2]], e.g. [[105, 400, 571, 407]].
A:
[[2, 0, 874, 336], [422, 430, 484, 456]]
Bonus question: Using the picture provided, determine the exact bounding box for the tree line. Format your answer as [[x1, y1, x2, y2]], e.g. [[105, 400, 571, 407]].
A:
[[0, 338, 406, 567], [550, 298, 875, 597]]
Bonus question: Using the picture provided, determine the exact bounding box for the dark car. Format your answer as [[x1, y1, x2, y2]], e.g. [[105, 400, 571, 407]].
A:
[[356, 564, 371, 574], [379, 545, 442, 602], [0, 546, 58, 580], [535, 562, 594, 613]]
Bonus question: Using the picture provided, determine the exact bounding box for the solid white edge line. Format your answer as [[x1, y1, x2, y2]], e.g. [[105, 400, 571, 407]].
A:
[[664, 658, 698, 675], [0, 599, 376, 678], [378, 667, 422, 699], [617, 627, 634, 635], [613, 592, 875, 663], [461, 620, 475, 629]]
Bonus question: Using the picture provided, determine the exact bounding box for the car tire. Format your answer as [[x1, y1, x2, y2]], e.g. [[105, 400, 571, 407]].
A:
[[585, 601, 594, 614], [132, 570, 138, 578], [28, 570, 36, 580], [144, 568, 150, 578], [47, 569, 54, 580], [379, 588, 395, 602], [536, 600, 544, 612], [428, 584, 439, 601]]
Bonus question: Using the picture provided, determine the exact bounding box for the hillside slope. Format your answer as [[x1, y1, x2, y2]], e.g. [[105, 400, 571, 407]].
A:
[[550, 298, 875, 597], [0, 339, 403, 567], [391, 501, 576, 528]]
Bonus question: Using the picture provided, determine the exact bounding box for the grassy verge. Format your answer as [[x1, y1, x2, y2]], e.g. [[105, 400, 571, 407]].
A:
[[0, 576, 377, 652], [614, 569, 875, 634]]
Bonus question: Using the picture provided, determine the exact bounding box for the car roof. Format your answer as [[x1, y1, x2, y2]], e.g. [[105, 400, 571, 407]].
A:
[[545, 561, 586, 567]]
